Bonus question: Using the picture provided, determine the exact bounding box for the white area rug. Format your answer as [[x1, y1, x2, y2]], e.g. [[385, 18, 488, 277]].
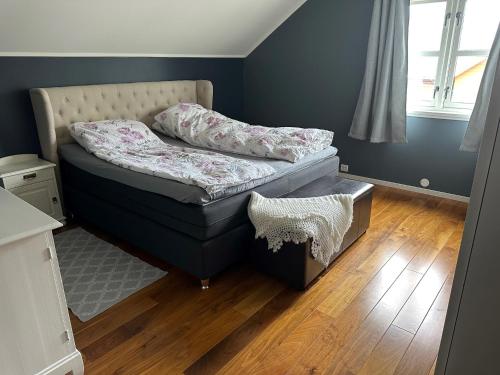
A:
[[54, 227, 167, 322]]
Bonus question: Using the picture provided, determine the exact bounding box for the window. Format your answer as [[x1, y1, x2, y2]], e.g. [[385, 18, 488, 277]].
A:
[[408, 0, 500, 120]]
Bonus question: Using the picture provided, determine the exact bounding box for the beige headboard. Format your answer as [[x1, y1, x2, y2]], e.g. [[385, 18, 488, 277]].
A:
[[30, 80, 213, 165]]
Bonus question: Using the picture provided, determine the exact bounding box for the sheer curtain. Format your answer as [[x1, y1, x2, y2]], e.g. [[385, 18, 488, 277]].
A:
[[349, 0, 409, 143], [461, 25, 500, 152]]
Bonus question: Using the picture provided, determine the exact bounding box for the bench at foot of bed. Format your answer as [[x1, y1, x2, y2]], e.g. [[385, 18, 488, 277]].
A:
[[250, 177, 374, 290]]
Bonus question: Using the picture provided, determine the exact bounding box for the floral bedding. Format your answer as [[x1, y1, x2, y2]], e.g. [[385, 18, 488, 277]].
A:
[[68, 120, 275, 197], [153, 103, 334, 162]]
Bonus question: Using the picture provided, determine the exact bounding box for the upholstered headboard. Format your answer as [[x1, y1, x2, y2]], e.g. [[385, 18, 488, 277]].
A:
[[30, 80, 213, 165]]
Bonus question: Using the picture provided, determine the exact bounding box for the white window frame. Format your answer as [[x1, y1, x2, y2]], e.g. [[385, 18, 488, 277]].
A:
[[408, 0, 491, 121]]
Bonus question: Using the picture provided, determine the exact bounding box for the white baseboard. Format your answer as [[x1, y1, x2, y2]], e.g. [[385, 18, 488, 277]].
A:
[[339, 173, 470, 203], [36, 350, 84, 375]]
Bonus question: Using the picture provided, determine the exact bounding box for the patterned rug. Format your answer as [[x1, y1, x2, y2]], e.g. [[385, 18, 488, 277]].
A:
[[54, 227, 167, 322]]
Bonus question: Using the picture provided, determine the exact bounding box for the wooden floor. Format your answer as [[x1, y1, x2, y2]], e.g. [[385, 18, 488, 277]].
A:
[[67, 186, 467, 375]]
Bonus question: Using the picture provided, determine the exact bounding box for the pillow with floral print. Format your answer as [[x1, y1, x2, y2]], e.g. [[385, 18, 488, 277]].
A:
[[151, 121, 176, 139], [153, 103, 334, 163], [68, 119, 163, 154], [154, 103, 205, 139]]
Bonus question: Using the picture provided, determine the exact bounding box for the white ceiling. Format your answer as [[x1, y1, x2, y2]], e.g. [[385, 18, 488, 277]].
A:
[[0, 0, 307, 57]]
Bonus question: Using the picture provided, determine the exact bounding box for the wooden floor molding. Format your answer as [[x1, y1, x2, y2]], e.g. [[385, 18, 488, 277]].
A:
[[67, 186, 467, 374]]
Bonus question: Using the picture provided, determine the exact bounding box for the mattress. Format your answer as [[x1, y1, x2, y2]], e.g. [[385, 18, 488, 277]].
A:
[[60, 135, 340, 241], [59, 133, 338, 205]]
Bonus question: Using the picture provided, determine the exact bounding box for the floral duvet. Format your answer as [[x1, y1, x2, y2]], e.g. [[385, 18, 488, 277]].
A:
[[68, 120, 275, 198], [153, 103, 334, 162]]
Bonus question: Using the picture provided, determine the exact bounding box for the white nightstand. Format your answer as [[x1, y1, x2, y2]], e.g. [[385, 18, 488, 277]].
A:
[[0, 154, 64, 222]]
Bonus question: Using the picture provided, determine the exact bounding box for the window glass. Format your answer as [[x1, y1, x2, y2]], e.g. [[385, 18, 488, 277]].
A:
[[409, 1, 447, 52], [450, 55, 487, 104], [458, 0, 500, 51], [408, 56, 440, 105], [447, 0, 499, 108], [408, 1, 447, 107], [408, 0, 499, 115]]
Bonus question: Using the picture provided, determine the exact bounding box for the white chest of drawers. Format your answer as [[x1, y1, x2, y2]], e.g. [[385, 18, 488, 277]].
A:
[[0, 188, 83, 375]]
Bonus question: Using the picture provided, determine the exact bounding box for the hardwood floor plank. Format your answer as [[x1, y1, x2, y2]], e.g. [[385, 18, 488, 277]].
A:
[[195, 267, 350, 375], [405, 202, 462, 275], [69, 311, 85, 333], [84, 266, 258, 373], [316, 196, 437, 319], [325, 269, 423, 375], [394, 274, 455, 375], [428, 357, 438, 375], [131, 278, 282, 374], [334, 196, 427, 272], [319, 199, 449, 320], [318, 236, 421, 319], [236, 228, 424, 372], [63, 188, 466, 375], [184, 287, 312, 375], [369, 189, 390, 214], [246, 309, 336, 375], [444, 221, 466, 250], [393, 245, 456, 334], [138, 307, 247, 374], [357, 325, 414, 375], [287, 267, 422, 375], [75, 295, 159, 350], [290, 209, 457, 374], [232, 277, 286, 318]]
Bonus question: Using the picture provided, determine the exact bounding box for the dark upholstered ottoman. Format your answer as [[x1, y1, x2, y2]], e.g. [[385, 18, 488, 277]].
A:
[[250, 176, 374, 290]]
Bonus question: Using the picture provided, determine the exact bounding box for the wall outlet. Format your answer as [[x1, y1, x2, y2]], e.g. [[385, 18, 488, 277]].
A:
[[420, 178, 430, 188], [340, 164, 349, 173]]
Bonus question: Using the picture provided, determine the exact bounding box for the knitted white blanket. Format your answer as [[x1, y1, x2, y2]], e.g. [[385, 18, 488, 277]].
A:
[[248, 192, 354, 266]]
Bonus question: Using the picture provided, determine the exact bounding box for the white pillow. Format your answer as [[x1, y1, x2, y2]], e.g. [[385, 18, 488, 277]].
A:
[[68, 119, 162, 153], [151, 121, 176, 139], [154, 103, 205, 139]]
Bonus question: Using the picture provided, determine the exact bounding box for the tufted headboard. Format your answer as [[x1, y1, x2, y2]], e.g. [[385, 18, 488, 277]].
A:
[[30, 80, 213, 165]]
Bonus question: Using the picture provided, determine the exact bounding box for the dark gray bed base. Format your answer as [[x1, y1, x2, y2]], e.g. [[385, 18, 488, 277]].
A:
[[62, 169, 373, 288], [63, 185, 255, 281]]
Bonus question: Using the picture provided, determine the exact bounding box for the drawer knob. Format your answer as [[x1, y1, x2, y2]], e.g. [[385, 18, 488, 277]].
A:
[[52, 197, 58, 204], [23, 172, 37, 180]]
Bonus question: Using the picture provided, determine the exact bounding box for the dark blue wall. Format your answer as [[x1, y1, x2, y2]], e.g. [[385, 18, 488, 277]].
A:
[[0, 57, 243, 157], [0, 0, 479, 196], [244, 0, 477, 196]]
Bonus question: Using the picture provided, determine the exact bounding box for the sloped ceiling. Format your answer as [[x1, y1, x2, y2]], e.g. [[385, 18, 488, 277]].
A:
[[0, 0, 307, 57]]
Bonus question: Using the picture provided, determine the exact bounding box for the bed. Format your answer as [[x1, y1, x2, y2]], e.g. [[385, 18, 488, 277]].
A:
[[30, 80, 340, 287]]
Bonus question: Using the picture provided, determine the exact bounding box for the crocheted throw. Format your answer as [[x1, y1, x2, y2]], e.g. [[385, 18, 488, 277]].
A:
[[248, 192, 354, 266]]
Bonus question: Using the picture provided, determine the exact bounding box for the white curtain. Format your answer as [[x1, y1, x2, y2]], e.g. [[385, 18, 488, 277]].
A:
[[349, 0, 410, 143], [461, 24, 500, 152]]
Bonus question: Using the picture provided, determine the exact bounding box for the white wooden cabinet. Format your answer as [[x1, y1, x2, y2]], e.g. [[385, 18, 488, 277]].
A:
[[0, 154, 64, 222], [0, 188, 83, 375]]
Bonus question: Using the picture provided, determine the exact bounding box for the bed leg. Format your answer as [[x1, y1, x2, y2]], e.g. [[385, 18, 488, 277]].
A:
[[200, 278, 210, 290]]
